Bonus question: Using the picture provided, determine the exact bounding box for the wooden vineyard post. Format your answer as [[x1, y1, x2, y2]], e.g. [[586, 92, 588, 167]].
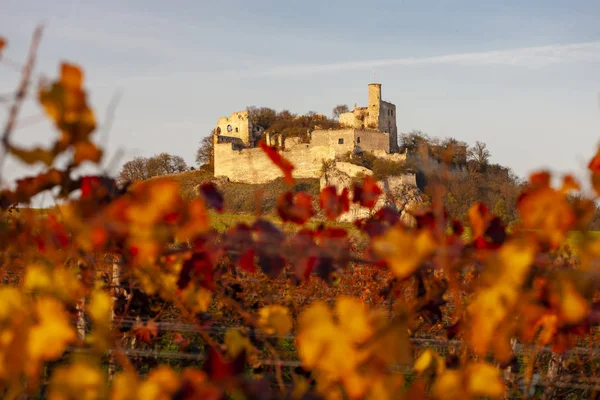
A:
[[108, 254, 122, 380]]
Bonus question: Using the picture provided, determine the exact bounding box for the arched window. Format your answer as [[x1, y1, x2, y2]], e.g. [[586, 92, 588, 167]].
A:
[[227, 125, 232, 132]]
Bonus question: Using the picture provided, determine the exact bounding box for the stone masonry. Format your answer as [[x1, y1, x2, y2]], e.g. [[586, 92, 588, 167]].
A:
[[213, 83, 404, 184]]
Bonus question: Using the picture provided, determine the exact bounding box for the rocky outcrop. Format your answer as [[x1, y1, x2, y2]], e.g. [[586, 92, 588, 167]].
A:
[[320, 162, 423, 225]]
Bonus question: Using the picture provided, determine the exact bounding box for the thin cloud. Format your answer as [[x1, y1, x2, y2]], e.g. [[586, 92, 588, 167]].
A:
[[240, 41, 600, 77]]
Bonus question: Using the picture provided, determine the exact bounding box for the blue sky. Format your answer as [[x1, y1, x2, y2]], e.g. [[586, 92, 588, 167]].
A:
[[2, 0, 600, 202]]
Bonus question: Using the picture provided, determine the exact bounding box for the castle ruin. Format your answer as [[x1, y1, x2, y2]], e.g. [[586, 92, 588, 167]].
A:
[[213, 83, 405, 184]]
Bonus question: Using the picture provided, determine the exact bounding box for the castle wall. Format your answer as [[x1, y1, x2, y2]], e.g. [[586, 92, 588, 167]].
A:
[[214, 142, 336, 184], [214, 127, 401, 184], [338, 107, 367, 129], [310, 129, 356, 154], [354, 130, 390, 153]]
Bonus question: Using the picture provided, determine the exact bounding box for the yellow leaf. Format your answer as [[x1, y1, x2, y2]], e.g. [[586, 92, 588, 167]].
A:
[[467, 362, 505, 398], [0, 288, 24, 320], [433, 370, 462, 400], [111, 371, 139, 400], [336, 297, 372, 344], [137, 365, 180, 399], [258, 305, 293, 336], [468, 238, 536, 356], [296, 301, 336, 368], [28, 297, 76, 365], [24, 264, 52, 292], [296, 297, 379, 399], [88, 289, 112, 325], [224, 329, 253, 358], [559, 281, 589, 325], [48, 361, 104, 400], [372, 227, 435, 279], [413, 349, 443, 375]]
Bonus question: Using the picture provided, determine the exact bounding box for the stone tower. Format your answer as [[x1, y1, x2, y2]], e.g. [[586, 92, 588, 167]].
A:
[[367, 83, 382, 130], [367, 83, 398, 152]]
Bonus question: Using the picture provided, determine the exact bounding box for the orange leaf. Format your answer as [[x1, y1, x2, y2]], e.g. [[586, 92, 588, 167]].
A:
[[588, 147, 600, 196], [588, 147, 600, 174], [258, 141, 295, 185], [73, 141, 103, 165], [0, 37, 6, 54], [61, 63, 83, 90], [561, 174, 580, 193], [133, 321, 158, 344], [517, 173, 575, 247], [468, 202, 489, 239]]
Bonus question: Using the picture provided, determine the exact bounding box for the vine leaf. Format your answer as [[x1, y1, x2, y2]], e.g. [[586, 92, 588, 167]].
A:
[[133, 321, 158, 344], [259, 141, 295, 185], [277, 191, 314, 224], [353, 176, 382, 209], [319, 186, 350, 220]]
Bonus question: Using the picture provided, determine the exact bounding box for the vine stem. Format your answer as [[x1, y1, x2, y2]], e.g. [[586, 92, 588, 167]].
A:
[[0, 25, 43, 178]]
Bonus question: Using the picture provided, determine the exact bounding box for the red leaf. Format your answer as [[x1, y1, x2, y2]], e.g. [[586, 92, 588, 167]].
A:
[[203, 345, 246, 380], [240, 249, 256, 273], [319, 186, 350, 220], [277, 191, 314, 225], [451, 219, 464, 236], [199, 183, 224, 213], [356, 206, 400, 237], [177, 252, 215, 291], [80, 176, 100, 198], [34, 236, 45, 252], [259, 141, 295, 185], [353, 175, 382, 209]]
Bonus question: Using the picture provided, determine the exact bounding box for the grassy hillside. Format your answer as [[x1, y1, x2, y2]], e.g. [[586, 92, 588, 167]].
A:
[[148, 169, 321, 216]]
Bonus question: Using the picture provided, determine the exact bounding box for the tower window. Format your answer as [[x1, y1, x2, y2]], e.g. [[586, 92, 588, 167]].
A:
[[338, 138, 344, 144], [235, 127, 239, 132], [357, 137, 361, 143], [227, 124, 232, 132]]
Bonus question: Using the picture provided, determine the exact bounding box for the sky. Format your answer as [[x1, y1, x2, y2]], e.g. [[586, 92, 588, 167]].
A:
[[2, 0, 600, 203]]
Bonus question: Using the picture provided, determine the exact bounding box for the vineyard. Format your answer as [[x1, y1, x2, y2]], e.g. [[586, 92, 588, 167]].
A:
[[2, 27, 600, 400]]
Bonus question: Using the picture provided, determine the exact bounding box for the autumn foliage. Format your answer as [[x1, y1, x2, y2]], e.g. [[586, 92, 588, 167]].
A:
[[1, 30, 600, 400]]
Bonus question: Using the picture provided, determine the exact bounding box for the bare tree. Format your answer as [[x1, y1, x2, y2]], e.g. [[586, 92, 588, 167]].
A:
[[196, 134, 214, 171], [118, 153, 187, 184], [118, 157, 149, 184], [247, 106, 277, 130], [467, 141, 491, 172], [332, 104, 349, 120]]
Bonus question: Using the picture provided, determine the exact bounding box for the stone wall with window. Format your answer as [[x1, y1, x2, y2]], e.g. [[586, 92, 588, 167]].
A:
[[214, 110, 263, 146]]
